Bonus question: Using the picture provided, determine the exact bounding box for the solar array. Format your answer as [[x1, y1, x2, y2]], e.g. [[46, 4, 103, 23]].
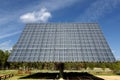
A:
[[8, 23, 115, 62]]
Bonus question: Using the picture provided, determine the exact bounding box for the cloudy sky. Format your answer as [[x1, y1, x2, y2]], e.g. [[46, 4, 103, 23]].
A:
[[0, 0, 120, 59]]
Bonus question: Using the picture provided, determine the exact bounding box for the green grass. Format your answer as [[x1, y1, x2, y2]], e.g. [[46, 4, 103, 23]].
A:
[[95, 73, 119, 76], [0, 70, 119, 80], [0, 70, 17, 75], [0, 70, 59, 80]]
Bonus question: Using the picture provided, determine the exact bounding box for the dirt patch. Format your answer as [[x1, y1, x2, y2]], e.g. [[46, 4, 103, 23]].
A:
[[97, 76, 120, 80]]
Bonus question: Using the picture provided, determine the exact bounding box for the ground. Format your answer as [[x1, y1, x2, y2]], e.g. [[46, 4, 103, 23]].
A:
[[97, 75, 120, 80], [8, 75, 120, 80], [0, 70, 120, 80]]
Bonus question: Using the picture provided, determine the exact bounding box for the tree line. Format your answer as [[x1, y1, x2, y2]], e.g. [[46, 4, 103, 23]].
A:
[[0, 49, 120, 71]]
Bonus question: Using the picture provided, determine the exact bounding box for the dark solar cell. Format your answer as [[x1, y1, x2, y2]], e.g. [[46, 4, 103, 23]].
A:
[[8, 23, 116, 62]]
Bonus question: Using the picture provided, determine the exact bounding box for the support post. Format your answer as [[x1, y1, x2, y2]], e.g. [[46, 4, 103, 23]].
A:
[[58, 63, 64, 78]]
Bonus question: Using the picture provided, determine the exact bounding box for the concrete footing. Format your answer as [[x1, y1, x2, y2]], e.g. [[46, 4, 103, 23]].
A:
[[59, 78, 64, 80]]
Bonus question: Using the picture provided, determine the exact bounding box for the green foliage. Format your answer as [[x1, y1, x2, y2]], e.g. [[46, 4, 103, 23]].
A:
[[0, 49, 120, 72], [0, 50, 10, 69]]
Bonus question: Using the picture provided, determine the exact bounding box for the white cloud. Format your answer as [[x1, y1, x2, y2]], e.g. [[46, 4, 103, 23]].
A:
[[20, 8, 51, 23], [40, 0, 81, 11], [0, 40, 12, 50], [77, 0, 120, 22], [0, 31, 21, 39], [20, 0, 81, 23]]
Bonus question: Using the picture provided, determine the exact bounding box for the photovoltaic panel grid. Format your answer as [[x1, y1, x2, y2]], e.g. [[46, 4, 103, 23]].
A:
[[8, 23, 116, 62]]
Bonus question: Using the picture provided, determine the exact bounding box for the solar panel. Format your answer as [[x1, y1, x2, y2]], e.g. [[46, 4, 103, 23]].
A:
[[8, 23, 116, 62]]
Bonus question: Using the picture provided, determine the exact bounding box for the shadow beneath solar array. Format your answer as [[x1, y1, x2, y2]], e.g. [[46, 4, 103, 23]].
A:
[[20, 72, 104, 80]]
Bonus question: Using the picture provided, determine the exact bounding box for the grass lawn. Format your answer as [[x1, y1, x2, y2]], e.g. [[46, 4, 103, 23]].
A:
[[0, 70, 17, 75], [0, 70, 119, 80], [0, 70, 58, 80], [8, 76, 41, 80]]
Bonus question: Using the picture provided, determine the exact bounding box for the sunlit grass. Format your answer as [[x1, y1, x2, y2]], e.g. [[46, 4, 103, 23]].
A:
[[0, 69, 118, 80], [0, 70, 17, 75]]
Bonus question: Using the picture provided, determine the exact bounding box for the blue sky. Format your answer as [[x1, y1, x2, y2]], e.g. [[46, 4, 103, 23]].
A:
[[0, 0, 120, 59]]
